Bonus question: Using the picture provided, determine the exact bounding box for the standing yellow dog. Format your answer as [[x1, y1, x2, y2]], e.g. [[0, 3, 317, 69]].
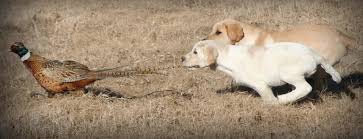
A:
[[204, 19, 356, 65]]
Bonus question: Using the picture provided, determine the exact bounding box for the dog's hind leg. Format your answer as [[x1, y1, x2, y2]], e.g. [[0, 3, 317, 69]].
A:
[[278, 75, 312, 104], [252, 83, 279, 104]]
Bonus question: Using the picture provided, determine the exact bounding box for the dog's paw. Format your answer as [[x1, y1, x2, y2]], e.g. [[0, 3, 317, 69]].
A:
[[262, 98, 279, 105], [277, 95, 289, 104]]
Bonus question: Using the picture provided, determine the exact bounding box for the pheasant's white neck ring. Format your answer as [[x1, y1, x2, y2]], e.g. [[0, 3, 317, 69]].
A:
[[21, 52, 31, 61]]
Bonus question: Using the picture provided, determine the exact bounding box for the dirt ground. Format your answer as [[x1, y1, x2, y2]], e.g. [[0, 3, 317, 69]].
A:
[[0, 0, 362, 138]]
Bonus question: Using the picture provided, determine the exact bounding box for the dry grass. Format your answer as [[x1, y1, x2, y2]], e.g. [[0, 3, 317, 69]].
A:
[[0, 0, 362, 138]]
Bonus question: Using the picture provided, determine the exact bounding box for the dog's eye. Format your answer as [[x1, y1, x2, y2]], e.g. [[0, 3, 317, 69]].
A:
[[216, 30, 222, 35], [193, 51, 198, 54]]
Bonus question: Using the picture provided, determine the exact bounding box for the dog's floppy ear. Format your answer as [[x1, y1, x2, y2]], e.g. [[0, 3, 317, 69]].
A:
[[205, 46, 218, 70], [224, 23, 244, 44]]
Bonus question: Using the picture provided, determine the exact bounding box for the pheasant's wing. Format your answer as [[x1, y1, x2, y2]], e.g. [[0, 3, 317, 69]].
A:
[[41, 60, 91, 83], [63, 60, 89, 71]]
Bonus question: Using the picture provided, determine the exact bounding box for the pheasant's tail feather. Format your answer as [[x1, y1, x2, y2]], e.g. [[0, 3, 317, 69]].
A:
[[84, 64, 181, 79]]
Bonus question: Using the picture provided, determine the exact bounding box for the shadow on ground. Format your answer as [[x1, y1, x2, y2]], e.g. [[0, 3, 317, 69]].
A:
[[216, 72, 363, 103]]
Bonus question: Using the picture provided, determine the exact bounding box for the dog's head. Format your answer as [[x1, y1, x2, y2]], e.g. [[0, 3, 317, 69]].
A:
[[182, 40, 224, 70], [204, 19, 244, 45]]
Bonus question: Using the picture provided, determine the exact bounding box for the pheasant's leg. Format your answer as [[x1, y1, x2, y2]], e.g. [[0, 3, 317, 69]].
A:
[[69, 89, 85, 97], [47, 92, 56, 98]]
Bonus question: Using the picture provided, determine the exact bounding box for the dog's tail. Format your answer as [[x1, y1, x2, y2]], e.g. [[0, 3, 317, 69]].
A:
[[316, 56, 342, 83], [338, 30, 357, 49]]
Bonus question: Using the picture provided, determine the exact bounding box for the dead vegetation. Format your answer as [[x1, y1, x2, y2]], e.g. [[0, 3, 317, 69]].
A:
[[0, 0, 362, 138]]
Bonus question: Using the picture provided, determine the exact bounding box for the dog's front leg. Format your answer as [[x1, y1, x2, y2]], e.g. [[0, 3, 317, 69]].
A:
[[251, 84, 279, 104], [230, 79, 238, 92]]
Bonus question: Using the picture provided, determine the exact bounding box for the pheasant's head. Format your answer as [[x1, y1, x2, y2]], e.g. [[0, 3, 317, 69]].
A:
[[10, 42, 30, 61]]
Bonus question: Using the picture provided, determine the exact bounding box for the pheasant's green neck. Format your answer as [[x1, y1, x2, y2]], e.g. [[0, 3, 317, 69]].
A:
[[18, 48, 30, 61], [21, 52, 30, 61]]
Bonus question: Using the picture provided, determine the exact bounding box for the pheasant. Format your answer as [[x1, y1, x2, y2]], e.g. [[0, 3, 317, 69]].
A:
[[10, 42, 168, 96]]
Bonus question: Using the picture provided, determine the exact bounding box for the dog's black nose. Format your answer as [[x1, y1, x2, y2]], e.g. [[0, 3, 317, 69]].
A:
[[202, 37, 207, 41], [181, 56, 186, 62]]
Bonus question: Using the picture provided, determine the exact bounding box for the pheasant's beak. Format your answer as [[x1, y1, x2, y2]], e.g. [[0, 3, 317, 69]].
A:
[[9, 44, 17, 52]]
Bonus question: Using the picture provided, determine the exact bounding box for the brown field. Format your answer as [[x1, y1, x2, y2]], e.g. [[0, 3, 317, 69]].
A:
[[0, 0, 363, 138]]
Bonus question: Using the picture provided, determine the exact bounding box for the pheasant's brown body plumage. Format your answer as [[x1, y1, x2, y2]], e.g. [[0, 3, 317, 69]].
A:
[[23, 54, 98, 94], [10, 42, 176, 96]]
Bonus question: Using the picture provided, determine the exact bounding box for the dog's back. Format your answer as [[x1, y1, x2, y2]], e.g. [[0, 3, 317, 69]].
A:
[[239, 42, 319, 86], [263, 42, 318, 65], [261, 42, 340, 83]]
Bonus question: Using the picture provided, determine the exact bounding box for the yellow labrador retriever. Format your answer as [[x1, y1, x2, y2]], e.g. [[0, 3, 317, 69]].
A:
[[182, 40, 341, 104], [204, 19, 356, 65]]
